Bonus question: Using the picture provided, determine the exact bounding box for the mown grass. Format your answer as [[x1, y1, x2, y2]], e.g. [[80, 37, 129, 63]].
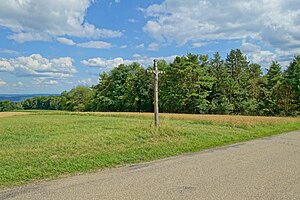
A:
[[0, 111, 300, 188]]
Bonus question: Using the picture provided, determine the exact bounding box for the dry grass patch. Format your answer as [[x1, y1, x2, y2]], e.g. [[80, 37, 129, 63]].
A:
[[0, 112, 30, 118], [160, 113, 300, 125], [76, 112, 299, 125]]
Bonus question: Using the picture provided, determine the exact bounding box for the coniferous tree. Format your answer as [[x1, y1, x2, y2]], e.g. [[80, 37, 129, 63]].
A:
[[284, 56, 300, 110], [262, 61, 282, 115], [210, 53, 233, 114], [225, 49, 250, 114]]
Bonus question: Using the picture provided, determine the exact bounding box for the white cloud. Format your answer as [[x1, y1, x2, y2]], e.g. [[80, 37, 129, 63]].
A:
[[136, 43, 145, 49], [57, 37, 76, 46], [192, 42, 209, 48], [128, 18, 138, 23], [81, 57, 127, 69], [241, 42, 273, 65], [0, 79, 7, 86], [133, 54, 177, 67], [143, 21, 164, 41], [0, 54, 77, 78], [240, 41, 295, 69], [148, 43, 160, 51], [132, 54, 142, 58], [7, 32, 51, 43], [77, 78, 94, 86], [0, 48, 18, 54], [240, 42, 261, 53], [56, 38, 112, 49], [12, 81, 23, 87], [0, 0, 122, 42], [33, 78, 59, 85], [143, 0, 300, 53], [81, 54, 177, 70], [77, 41, 112, 49], [120, 45, 128, 49], [0, 60, 14, 72]]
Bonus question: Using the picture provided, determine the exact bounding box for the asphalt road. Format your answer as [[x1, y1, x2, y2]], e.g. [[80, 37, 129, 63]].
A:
[[1, 131, 299, 200]]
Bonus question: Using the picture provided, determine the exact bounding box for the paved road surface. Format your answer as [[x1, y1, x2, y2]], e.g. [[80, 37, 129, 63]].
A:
[[1, 131, 299, 200]]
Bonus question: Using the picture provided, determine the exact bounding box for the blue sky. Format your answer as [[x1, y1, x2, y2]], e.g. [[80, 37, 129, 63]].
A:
[[0, 0, 299, 94]]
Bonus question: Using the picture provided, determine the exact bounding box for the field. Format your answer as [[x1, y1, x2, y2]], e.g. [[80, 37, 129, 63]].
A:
[[1, 111, 300, 188]]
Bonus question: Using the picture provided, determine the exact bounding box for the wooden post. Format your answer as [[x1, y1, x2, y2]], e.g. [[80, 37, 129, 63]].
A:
[[147, 59, 164, 128], [154, 59, 159, 127]]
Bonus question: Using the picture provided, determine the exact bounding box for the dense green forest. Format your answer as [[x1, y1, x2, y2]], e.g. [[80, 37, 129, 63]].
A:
[[1, 49, 300, 116]]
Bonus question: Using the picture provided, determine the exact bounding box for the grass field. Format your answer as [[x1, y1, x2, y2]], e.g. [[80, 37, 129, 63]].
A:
[[1, 111, 300, 188]]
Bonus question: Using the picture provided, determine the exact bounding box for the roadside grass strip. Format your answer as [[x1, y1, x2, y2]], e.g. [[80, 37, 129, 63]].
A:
[[1, 111, 300, 188]]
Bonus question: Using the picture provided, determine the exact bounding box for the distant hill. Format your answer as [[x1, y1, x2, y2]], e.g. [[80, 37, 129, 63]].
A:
[[0, 94, 59, 102]]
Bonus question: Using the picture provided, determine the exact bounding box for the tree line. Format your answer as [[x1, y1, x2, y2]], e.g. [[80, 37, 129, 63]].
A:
[[1, 49, 300, 116]]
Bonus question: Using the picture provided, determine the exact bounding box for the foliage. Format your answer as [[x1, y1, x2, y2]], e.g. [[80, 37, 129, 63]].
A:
[[60, 86, 94, 111], [0, 100, 21, 111], [2, 50, 299, 116], [91, 63, 153, 112], [284, 56, 300, 111], [160, 54, 215, 113], [21, 96, 62, 110]]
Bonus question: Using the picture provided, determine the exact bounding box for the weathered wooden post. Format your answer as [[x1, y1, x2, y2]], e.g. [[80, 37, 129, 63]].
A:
[[148, 59, 164, 127], [153, 59, 159, 127]]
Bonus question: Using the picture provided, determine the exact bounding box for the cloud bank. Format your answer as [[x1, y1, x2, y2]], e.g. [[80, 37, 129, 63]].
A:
[[0, 0, 122, 42], [0, 54, 77, 78], [81, 54, 177, 70], [143, 0, 300, 65]]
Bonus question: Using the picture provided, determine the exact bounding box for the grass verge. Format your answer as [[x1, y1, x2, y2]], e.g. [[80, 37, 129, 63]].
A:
[[0, 111, 300, 188]]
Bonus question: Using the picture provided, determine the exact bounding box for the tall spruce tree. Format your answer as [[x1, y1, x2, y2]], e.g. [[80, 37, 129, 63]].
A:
[[278, 56, 300, 115], [243, 63, 264, 115], [262, 61, 282, 115], [284, 56, 300, 109], [225, 49, 250, 114], [210, 52, 234, 114]]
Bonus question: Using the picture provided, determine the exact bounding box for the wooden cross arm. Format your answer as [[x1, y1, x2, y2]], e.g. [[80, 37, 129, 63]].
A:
[[147, 70, 165, 74], [146, 70, 154, 73]]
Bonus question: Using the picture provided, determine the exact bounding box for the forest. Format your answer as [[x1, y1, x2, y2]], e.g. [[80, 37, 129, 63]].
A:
[[1, 49, 300, 116]]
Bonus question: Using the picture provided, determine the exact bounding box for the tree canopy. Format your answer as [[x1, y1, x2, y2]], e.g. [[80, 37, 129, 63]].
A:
[[2, 49, 299, 116]]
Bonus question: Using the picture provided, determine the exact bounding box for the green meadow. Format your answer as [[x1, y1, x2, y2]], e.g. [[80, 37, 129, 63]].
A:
[[1, 111, 300, 188]]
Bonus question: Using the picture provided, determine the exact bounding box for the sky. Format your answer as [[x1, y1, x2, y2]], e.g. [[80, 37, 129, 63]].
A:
[[0, 0, 299, 94]]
